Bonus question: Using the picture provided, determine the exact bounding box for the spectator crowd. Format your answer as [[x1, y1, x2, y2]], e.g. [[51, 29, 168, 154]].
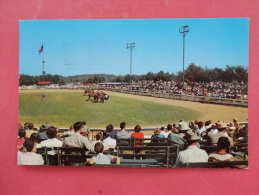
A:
[[17, 117, 248, 167], [97, 80, 248, 100]]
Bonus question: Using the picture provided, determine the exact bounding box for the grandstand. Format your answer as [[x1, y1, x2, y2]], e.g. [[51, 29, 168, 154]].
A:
[[17, 118, 248, 168]]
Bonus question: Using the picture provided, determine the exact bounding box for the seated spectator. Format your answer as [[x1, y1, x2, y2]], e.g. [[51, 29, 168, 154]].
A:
[[207, 122, 233, 146], [37, 126, 62, 153], [86, 142, 120, 165], [174, 129, 208, 168], [233, 118, 239, 129], [106, 124, 116, 139], [102, 131, 116, 149], [227, 123, 236, 137], [80, 125, 92, 141], [131, 125, 144, 147], [160, 127, 165, 134], [197, 121, 206, 138], [17, 139, 44, 165], [63, 121, 91, 151], [172, 124, 178, 132], [18, 129, 26, 150], [208, 137, 234, 162], [23, 122, 29, 131], [168, 122, 188, 150], [37, 126, 62, 165], [189, 121, 198, 131], [25, 123, 37, 139], [209, 124, 218, 134], [116, 122, 131, 139], [38, 123, 49, 142], [63, 125, 75, 137], [18, 121, 23, 127], [160, 124, 170, 138], [205, 120, 212, 129], [30, 133, 39, 143], [18, 125, 24, 133], [151, 128, 164, 142], [91, 133, 103, 152]]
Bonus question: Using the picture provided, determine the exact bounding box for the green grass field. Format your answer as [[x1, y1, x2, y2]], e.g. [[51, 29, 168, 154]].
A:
[[19, 91, 203, 128]]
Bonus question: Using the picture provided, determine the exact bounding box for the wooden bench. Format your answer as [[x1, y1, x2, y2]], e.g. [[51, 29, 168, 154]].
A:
[[38, 147, 91, 165], [116, 146, 179, 167], [71, 163, 151, 167], [200, 146, 234, 154], [116, 138, 136, 147], [181, 160, 248, 168], [116, 138, 168, 147], [143, 138, 168, 146], [231, 143, 248, 160]]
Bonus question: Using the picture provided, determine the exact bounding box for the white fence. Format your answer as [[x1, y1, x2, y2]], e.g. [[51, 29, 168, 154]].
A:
[[104, 88, 248, 107]]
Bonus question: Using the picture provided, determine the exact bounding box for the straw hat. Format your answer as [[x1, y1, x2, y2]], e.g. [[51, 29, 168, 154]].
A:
[[178, 122, 191, 131], [185, 130, 200, 141], [216, 122, 229, 130]]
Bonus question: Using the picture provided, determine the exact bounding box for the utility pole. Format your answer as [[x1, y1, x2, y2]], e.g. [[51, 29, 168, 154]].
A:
[[126, 43, 135, 85], [179, 25, 189, 86]]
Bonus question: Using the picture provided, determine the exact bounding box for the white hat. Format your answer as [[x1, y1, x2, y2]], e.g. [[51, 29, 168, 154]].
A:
[[179, 122, 191, 131], [185, 130, 200, 141], [217, 122, 229, 130]]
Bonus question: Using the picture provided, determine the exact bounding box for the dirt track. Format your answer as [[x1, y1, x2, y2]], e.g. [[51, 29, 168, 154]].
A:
[[20, 89, 248, 124]]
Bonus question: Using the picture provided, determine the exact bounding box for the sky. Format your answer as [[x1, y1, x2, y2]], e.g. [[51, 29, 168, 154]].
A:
[[19, 18, 249, 77]]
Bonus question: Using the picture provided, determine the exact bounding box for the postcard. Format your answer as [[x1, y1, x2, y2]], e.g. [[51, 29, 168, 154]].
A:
[[18, 18, 248, 168]]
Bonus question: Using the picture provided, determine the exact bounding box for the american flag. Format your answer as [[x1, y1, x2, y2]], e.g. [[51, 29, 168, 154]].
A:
[[38, 44, 43, 54]]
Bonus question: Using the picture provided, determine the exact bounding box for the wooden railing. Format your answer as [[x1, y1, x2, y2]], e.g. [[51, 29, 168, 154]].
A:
[[104, 88, 248, 107]]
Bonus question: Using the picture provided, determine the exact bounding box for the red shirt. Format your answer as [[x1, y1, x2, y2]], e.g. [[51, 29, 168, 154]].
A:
[[131, 132, 144, 147], [17, 138, 25, 148]]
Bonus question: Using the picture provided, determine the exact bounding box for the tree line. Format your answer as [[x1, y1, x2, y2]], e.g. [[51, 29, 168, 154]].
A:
[[19, 64, 248, 86], [111, 64, 248, 83]]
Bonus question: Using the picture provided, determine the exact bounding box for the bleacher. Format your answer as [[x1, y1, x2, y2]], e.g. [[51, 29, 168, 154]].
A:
[[30, 120, 248, 168], [36, 138, 248, 168], [181, 160, 248, 168]]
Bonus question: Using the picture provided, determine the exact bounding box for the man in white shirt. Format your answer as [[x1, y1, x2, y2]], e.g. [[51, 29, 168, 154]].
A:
[[174, 129, 208, 168], [160, 124, 171, 138], [102, 131, 116, 149], [37, 126, 63, 154], [17, 139, 44, 165], [197, 121, 206, 138]]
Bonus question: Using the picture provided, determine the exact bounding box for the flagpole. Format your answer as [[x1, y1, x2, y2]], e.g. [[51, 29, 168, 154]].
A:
[[42, 51, 44, 82], [41, 45, 45, 82]]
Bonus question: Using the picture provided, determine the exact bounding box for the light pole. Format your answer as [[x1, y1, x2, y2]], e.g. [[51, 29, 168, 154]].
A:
[[126, 42, 135, 85], [179, 25, 189, 86]]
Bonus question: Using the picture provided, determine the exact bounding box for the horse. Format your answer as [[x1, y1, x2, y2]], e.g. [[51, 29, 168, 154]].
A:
[[84, 89, 95, 101], [93, 91, 100, 102], [84, 89, 93, 96], [98, 92, 109, 103]]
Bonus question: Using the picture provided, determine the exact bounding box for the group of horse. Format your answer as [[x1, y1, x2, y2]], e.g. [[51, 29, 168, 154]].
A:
[[84, 89, 109, 103]]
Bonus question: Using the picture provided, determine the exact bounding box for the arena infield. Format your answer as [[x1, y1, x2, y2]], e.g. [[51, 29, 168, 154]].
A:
[[19, 89, 248, 128]]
